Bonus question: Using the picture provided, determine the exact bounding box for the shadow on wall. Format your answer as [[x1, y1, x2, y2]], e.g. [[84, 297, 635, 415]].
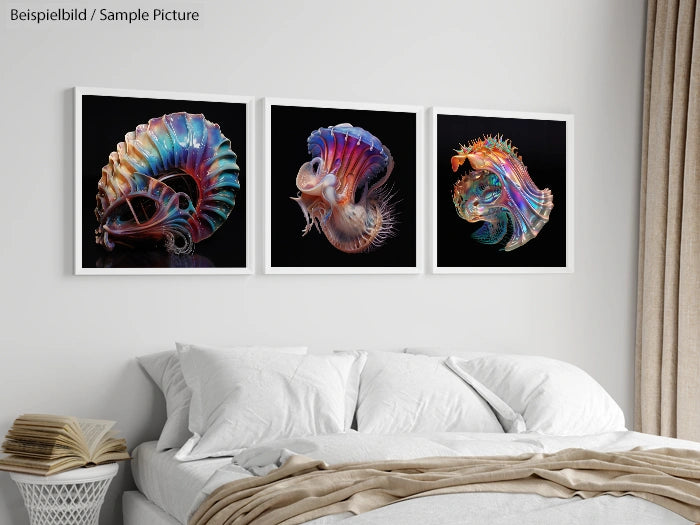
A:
[[64, 88, 74, 277], [97, 358, 168, 523]]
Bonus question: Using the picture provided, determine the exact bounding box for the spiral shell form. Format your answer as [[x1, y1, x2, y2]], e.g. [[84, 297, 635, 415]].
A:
[[95, 112, 240, 254]]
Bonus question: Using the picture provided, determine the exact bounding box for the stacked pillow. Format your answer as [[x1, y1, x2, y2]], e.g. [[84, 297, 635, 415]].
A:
[[139, 344, 366, 460], [175, 344, 366, 460], [445, 354, 626, 436], [137, 344, 308, 452], [354, 352, 503, 434], [139, 344, 626, 461], [407, 347, 626, 436]]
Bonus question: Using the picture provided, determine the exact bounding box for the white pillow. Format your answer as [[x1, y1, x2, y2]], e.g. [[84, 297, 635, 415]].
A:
[[356, 352, 503, 434], [446, 355, 626, 435], [137, 350, 192, 451], [175, 345, 366, 460], [137, 344, 307, 451]]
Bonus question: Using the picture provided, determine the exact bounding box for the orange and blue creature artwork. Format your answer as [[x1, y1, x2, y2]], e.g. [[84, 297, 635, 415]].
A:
[[292, 124, 396, 254], [450, 135, 553, 251], [94, 112, 240, 254]]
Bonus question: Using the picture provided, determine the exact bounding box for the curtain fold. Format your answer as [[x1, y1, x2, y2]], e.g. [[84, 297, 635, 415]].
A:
[[635, 0, 699, 441]]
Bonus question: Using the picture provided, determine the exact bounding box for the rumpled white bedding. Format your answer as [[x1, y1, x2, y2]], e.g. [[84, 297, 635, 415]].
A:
[[134, 431, 700, 525], [131, 443, 248, 523]]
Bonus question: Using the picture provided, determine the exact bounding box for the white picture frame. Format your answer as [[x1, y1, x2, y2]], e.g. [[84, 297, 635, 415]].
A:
[[74, 87, 254, 275], [264, 97, 424, 275], [431, 106, 574, 274]]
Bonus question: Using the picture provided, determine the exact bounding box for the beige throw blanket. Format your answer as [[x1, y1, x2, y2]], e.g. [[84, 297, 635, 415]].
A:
[[190, 447, 700, 525]]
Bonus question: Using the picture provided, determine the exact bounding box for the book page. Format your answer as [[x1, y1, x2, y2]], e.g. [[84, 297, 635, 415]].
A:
[[93, 434, 129, 460], [76, 419, 115, 457], [0, 453, 85, 475], [14, 414, 74, 428]]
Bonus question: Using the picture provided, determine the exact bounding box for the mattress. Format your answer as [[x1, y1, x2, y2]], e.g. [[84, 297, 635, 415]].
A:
[[127, 432, 700, 525]]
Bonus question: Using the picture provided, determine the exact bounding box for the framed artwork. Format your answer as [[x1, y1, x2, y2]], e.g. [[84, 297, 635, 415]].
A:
[[265, 98, 423, 274], [432, 107, 574, 273], [74, 87, 254, 275]]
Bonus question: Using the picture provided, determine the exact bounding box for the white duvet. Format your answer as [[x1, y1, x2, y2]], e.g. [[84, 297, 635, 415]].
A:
[[181, 430, 700, 525]]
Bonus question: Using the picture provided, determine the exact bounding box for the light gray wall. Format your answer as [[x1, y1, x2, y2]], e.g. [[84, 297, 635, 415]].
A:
[[0, 1, 646, 523]]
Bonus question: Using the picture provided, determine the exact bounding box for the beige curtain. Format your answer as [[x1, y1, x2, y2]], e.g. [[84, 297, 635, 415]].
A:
[[635, 0, 699, 441]]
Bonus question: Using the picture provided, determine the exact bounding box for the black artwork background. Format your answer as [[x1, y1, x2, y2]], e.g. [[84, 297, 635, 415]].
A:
[[80, 95, 247, 269], [436, 114, 567, 268], [270, 105, 417, 268]]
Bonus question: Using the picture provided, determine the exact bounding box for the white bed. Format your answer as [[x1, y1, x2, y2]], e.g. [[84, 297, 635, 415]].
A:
[[127, 441, 237, 524], [125, 345, 700, 525], [124, 432, 700, 525]]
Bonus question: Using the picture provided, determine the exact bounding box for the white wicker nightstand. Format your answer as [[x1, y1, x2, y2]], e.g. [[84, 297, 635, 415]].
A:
[[10, 463, 118, 525]]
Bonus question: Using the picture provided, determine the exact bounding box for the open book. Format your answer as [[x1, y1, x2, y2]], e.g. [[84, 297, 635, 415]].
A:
[[0, 414, 130, 476]]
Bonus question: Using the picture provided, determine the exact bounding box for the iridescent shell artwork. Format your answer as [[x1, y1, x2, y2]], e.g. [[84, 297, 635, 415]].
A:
[[94, 112, 240, 255], [292, 123, 395, 254], [450, 135, 553, 251]]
